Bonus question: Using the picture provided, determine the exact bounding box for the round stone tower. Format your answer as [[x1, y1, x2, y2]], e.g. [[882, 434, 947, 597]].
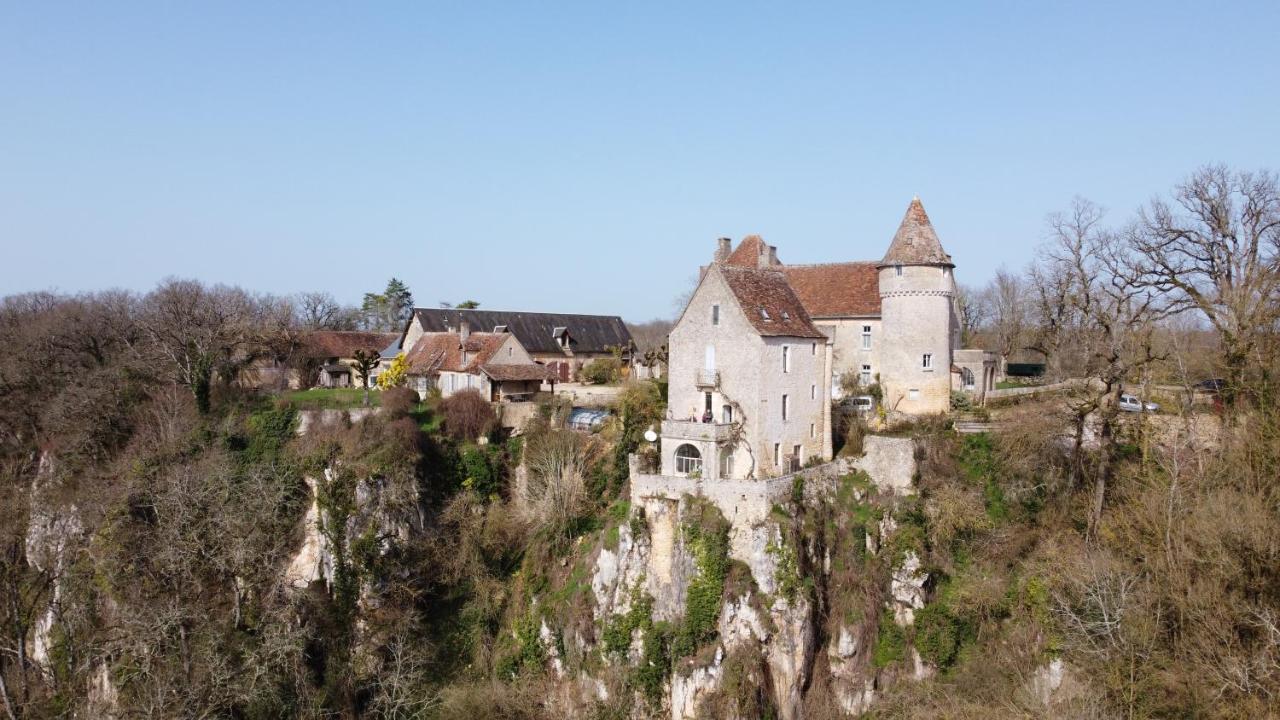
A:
[[876, 198, 956, 415]]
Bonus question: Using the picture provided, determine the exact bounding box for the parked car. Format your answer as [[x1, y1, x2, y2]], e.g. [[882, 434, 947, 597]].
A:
[[1118, 393, 1159, 413], [849, 395, 876, 414]]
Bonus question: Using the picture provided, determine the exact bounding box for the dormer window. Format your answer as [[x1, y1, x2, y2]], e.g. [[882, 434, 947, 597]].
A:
[[493, 325, 508, 333], [781, 310, 790, 321], [759, 308, 771, 321]]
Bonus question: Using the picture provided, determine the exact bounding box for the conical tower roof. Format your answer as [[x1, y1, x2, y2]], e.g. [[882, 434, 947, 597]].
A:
[[879, 197, 953, 267]]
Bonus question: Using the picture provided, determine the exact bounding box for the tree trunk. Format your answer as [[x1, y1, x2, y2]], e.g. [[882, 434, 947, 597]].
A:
[[0, 667, 17, 720]]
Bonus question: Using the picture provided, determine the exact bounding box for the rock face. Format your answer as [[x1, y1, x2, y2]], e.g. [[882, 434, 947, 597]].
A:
[[283, 474, 334, 590], [589, 433, 932, 718]]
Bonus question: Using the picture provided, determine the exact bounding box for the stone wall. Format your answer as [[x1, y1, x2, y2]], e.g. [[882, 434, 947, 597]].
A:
[[877, 264, 954, 415]]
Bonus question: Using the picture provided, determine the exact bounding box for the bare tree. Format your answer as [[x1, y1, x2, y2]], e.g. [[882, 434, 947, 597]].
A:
[[985, 269, 1026, 376], [1130, 165, 1280, 402], [295, 291, 358, 330], [1035, 198, 1165, 534], [954, 283, 989, 347], [138, 279, 273, 413], [352, 349, 380, 407]]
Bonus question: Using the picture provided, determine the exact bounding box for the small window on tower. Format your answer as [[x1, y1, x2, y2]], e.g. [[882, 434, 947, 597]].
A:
[[922, 353, 933, 370], [896, 265, 903, 277], [782, 346, 790, 373], [712, 304, 719, 325], [781, 394, 789, 421]]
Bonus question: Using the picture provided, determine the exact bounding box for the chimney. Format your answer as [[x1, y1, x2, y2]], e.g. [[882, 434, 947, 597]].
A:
[[768, 245, 779, 267], [757, 241, 770, 269], [714, 237, 731, 264], [459, 319, 470, 344]]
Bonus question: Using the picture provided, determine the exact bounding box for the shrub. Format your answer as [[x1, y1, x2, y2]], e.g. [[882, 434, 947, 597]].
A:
[[381, 386, 419, 418], [441, 389, 497, 440], [913, 602, 971, 669], [581, 357, 622, 385]]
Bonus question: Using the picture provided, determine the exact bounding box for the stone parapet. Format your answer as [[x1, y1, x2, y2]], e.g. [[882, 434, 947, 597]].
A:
[[662, 419, 736, 443]]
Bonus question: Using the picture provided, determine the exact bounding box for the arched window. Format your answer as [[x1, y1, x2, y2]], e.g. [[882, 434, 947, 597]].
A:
[[962, 367, 975, 388], [674, 444, 702, 476]]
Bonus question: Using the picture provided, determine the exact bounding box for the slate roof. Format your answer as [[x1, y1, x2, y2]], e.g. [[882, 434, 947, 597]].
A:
[[302, 331, 399, 359], [408, 308, 633, 355], [880, 197, 953, 267], [717, 265, 826, 339], [782, 262, 881, 318]]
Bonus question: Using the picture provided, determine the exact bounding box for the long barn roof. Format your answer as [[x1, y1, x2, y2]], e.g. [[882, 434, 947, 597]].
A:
[[408, 308, 633, 355]]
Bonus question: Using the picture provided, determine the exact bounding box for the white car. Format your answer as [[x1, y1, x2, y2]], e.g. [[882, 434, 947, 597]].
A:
[[1118, 394, 1159, 413]]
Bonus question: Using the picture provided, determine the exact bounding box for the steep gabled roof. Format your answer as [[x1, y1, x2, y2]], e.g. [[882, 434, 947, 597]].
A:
[[717, 265, 825, 338], [880, 197, 953, 267], [409, 309, 632, 354], [302, 331, 399, 359], [724, 235, 774, 267], [782, 262, 881, 318]]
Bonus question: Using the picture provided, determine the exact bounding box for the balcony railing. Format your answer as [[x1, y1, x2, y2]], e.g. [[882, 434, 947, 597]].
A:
[[695, 369, 720, 388], [662, 419, 735, 443]]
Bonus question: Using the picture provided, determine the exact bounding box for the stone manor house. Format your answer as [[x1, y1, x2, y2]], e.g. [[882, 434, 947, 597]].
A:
[[650, 198, 994, 483]]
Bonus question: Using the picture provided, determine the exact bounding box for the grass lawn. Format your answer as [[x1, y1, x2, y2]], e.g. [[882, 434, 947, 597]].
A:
[[996, 380, 1034, 390], [283, 387, 381, 409]]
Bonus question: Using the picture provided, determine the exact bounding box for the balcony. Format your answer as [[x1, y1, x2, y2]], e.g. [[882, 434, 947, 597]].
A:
[[695, 369, 720, 388], [662, 418, 735, 443]]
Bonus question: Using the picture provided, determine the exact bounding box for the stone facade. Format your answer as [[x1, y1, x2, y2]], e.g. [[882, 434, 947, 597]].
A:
[[718, 197, 984, 417], [663, 257, 832, 481]]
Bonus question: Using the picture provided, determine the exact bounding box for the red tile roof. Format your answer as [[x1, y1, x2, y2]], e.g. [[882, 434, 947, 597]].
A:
[[782, 262, 881, 318], [718, 265, 825, 338], [481, 364, 555, 382], [302, 331, 399, 359], [404, 332, 508, 374], [724, 234, 776, 267], [880, 197, 952, 266]]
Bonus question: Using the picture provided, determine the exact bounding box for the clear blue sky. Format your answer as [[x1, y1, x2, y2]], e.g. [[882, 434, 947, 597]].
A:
[[2, 2, 1277, 321]]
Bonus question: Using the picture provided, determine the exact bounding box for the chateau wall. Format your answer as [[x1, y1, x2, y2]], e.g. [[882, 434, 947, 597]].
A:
[[816, 318, 882, 397], [877, 265, 955, 415]]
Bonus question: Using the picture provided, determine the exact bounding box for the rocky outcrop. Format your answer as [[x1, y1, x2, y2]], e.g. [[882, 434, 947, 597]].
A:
[[283, 474, 333, 589]]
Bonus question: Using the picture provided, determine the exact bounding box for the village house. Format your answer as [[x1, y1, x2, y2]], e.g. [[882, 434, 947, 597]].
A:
[[720, 198, 995, 414], [398, 321, 552, 402], [398, 308, 634, 383], [660, 250, 833, 480], [297, 330, 399, 389]]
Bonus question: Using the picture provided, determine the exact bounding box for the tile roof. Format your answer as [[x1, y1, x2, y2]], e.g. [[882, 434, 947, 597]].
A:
[[782, 262, 881, 318], [724, 234, 774, 267], [403, 332, 507, 374], [408, 309, 633, 355], [302, 331, 400, 359], [717, 265, 826, 338], [481, 363, 555, 382], [880, 197, 953, 266]]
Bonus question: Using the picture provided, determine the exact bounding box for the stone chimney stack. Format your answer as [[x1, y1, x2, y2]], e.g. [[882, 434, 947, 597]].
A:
[[714, 237, 731, 264], [757, 241, 769, 269], [768, 245, 779, 267], [459, 319, 470, 343]]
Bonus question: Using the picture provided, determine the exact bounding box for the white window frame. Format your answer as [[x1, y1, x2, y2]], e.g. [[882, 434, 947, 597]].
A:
[[862, 325, 872, 350], [674, 444, 702, 476], [861, 364, 872, 385], [922, 353, 933, 371]]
